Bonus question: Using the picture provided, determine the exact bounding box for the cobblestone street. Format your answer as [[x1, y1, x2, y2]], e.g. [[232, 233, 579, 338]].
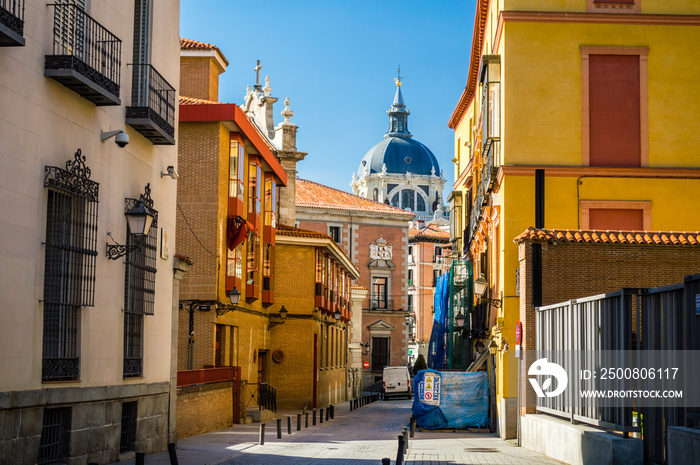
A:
[[114, 399, 564, 465]]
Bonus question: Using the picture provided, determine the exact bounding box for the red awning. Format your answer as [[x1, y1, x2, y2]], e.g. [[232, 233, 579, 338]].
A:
[[227, 216, 253, 250]]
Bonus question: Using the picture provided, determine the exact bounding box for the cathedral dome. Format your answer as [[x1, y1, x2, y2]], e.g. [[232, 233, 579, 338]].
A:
[[357, 74, 440, 178], [359, 137, 440, 176]]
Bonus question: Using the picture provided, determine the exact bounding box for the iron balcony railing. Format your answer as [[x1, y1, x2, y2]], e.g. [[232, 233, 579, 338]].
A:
[[126, 63, 176, 144], [369, 297, 394, 311], [44, 3, 121, 104], [0, 0, 25, 45]]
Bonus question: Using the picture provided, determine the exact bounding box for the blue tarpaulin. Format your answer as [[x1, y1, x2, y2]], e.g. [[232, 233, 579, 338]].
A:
[[427, 271, 451, 370], [412, 369, 489, 430]]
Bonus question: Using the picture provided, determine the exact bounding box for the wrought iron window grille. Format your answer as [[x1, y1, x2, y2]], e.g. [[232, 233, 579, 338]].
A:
[[42, 149, 98, 382]]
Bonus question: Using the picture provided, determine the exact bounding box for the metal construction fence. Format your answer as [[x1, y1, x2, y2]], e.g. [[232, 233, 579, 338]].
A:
[[535, 274, 700, 465]]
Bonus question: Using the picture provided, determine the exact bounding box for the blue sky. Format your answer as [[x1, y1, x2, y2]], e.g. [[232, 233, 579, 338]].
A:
[[180, 0, 476, 193]]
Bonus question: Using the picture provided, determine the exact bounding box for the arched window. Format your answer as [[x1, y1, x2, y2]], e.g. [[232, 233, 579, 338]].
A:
[[391, 194, 399, 208], [373, 188, 379, 201], [416, 194, 426, 212], [401, 189, 414, 211]]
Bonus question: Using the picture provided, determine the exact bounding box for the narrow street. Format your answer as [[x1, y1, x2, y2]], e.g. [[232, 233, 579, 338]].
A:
[[119, 399, 565, 465]]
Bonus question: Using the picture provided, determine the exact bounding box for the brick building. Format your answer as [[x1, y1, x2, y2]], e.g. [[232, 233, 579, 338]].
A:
[[0, 1, 180, 463], [294, 179, 415, 388], [176, 38, 287, 414], [407, 218, 451, 361], [272, 225, 359, 409]]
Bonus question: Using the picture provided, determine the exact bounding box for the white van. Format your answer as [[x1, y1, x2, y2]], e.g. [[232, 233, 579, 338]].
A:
[[382, 366, 412, 399]]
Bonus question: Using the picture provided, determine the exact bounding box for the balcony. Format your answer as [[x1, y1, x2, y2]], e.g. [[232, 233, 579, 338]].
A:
[[0, 0, 24, 46], [126, 64, 176, 145], [368, 297, 395, 311], [44, 4, 121, 105]]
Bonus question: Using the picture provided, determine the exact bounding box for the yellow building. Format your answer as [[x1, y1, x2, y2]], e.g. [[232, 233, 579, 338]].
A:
[[449, 0, 700, 439], [272, 225, 360, 409], [177, 39, 287, 415]]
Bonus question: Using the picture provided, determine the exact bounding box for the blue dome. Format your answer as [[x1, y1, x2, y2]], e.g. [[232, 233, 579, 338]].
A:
[[359, 136, 440, 176]]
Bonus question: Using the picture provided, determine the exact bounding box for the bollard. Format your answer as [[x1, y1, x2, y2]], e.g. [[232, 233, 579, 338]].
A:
[[410, 416, 416, 438], [136, 452, 145, 465], [313, 409, 317, 425], [403, 427, 409, 453], [167, 442, 179, 465], [396, 435, 405, 465], [382, 459, 391, 465], [320, 408, 324, 424], [325, 406, 329, 422], [297, 413, 301, 431], [276, 418, 282, 439], [330, 405, 334, 419], [287, 415, 292, 434], [305, 411, 309, 428], [354, 398, 358, 409], [259, 422, 265, 445], [350, 399, 353, 411]]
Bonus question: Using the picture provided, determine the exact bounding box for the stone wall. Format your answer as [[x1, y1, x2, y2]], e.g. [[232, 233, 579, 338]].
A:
[[0, 383, 169, 465]]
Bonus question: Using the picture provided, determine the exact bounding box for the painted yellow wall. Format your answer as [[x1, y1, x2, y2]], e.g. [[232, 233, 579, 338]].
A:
[[504, 20, 700, 167]]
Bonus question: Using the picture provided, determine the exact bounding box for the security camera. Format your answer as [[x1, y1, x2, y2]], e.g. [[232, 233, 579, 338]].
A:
[[161, 165, 179, 180], [101, 130, 129, 148], [115, 131, 129, 148]]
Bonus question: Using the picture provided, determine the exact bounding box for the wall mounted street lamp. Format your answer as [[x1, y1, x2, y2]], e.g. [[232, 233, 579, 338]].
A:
[[474, 273, 502, 308], [269, 305, 288, 329], [333, 309, 342, 321], [488, 339, 498, 355], [360, 342, 370, 355], [106, 185, 155, 260], [475, 340, 485, 354], [216, 287, 242, 316], [454, 311, 466, 330]]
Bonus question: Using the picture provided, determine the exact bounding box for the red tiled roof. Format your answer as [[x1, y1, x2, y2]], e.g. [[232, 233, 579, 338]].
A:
[[514, 227, 700, 246], [295, 179, 415, 217], [179, 96, 223, 105], [276, 223, 332, 240], [409, 223, 450, 239], [180, 38, 229, 66]]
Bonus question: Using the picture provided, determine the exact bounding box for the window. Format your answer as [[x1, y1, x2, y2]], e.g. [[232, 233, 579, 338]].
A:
[[371, 337, 389, 372], [329, 226, 341, 243], [131, 0, 152, 104], [262, 242, 273, 299], [581, 200, 651, 230], [229, 137, 245, 216], [434, 246, 442, 262], [401, 189, 414, 211], [226, 244, 243, 290], [123, 186, 158, 378], [433, 270, 440, 287], [408, 269, 413, 286], [263, 177, 277, 230], [246, 231, 259, 286], [408, 295, 413, 312], [120, 402, 137, 453], [42, 151, 98, 382], [248, 160, 262, 226], [587, 0, 640, 13], [372, 188, 379, 201], [372, 276, 388, 309], [38, 407, 71, 465], [581, 47, 648, 167]]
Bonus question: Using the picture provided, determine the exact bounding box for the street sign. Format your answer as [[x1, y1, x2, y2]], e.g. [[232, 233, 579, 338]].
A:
[[417, 372, 441, 406], [362, 361, 369, 369], [515, 321, 522, 345]]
